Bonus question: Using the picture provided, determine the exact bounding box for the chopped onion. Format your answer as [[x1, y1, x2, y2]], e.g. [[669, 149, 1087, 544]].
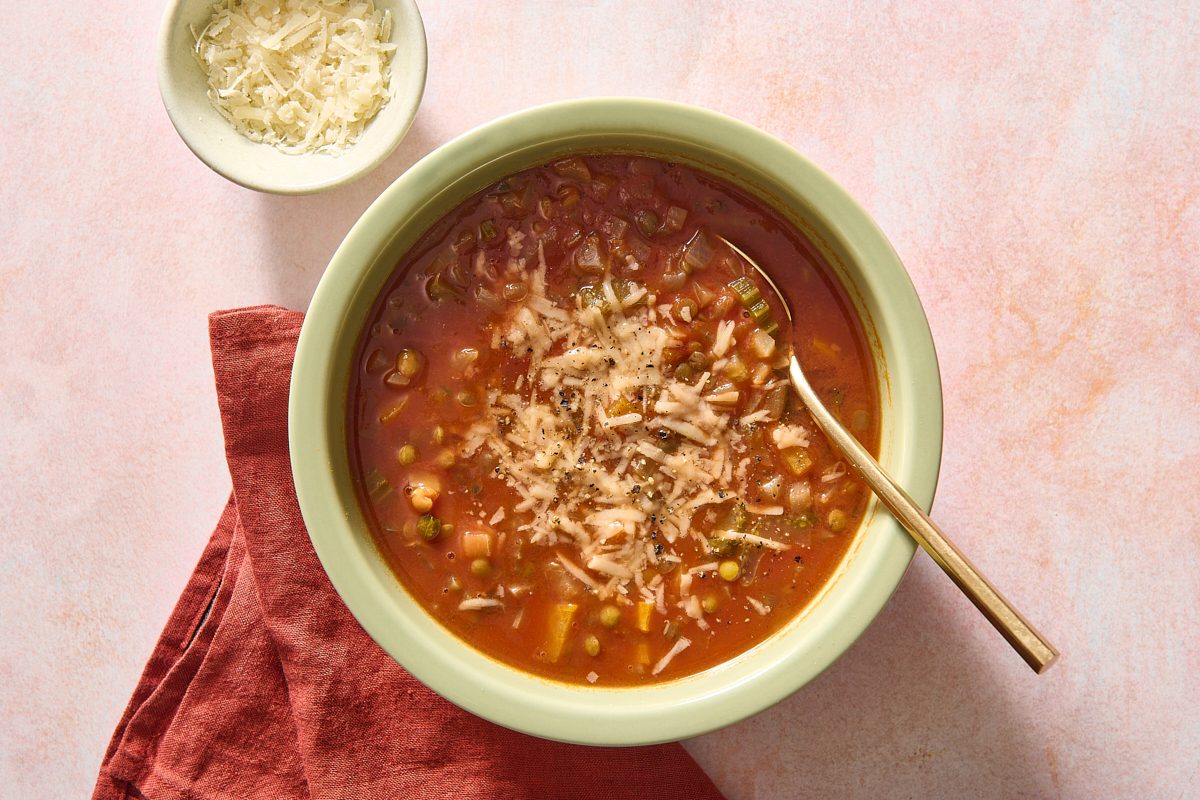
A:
[[787, 481, 812, 511], [451, 347, 480, 372], [681, 230, 716, 272], [574, 232, 608, 274], [759, 475, 784, 500], [661, 206, 688, 234]]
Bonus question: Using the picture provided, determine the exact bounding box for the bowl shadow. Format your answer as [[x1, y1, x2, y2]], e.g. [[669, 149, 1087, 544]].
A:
[[254, 117, 440, 312], [685, 557, 1064, 799]]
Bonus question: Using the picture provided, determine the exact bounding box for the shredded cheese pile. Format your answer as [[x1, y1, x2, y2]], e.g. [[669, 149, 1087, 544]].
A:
[[462, 244, 797, 628], [193, 0, 395, 154]]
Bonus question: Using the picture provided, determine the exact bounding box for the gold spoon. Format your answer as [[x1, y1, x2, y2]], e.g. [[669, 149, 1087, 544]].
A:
[[718, 236, 1059, 674]]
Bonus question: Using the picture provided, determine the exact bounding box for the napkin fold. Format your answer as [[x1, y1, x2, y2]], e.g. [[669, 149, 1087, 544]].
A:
[[93, 306, 725, 800]]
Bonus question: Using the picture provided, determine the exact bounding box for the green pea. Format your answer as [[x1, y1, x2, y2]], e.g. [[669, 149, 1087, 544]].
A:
[[398, 444, 417, 465], [599, 604, 621, 629], [416, 515, 441, 541], [584, 634, 601, 657], [718, 560, 741, 582]]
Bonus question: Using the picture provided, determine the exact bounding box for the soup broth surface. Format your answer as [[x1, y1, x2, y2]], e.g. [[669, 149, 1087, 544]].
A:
[[350, 155, 878, 685]]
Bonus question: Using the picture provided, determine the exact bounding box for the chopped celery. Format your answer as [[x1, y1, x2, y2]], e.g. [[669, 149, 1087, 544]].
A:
[[728, 276, 779, 334]]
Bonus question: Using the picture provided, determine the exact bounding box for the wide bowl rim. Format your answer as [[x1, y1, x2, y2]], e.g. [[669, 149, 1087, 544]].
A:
[[156, 0, 428, 195], [290, 97, 943, 744]]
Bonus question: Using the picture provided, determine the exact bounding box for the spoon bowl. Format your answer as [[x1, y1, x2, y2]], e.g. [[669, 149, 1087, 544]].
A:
[[717, 235, 1060, 674]]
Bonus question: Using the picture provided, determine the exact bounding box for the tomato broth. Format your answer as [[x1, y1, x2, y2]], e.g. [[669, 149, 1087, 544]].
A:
[[349, 155, 879, 685]]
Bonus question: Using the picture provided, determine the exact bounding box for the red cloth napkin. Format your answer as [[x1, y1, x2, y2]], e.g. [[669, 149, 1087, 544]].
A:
[[93, 306, 726, 800]]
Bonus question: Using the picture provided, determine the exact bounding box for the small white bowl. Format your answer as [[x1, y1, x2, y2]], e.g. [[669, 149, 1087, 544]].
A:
[[157, 0, 427, 195]]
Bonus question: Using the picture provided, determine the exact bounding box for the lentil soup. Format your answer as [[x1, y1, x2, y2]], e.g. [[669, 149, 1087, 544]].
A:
[[349, 155, 879, 685]]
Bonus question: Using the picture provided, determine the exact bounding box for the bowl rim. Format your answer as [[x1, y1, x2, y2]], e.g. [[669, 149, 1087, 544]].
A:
[[290, 98, 943, 744], [156, 0, 428, 195]]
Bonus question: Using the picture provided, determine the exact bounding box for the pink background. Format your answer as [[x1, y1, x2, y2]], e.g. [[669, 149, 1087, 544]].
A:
[[2, 2, 1198, 797]]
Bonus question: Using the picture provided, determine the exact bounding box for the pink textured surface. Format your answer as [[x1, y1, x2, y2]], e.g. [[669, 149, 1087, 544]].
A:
[[1, 2, 1196, 798]]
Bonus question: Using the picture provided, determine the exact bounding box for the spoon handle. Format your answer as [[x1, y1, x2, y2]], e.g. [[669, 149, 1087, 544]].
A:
[[788, 357, 1059, 673]]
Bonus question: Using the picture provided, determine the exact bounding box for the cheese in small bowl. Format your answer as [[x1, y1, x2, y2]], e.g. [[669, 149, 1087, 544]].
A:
[[156, 0, 426, 193]]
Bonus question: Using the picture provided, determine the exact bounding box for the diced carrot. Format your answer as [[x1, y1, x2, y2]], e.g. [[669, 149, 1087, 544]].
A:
[[635, 601, 654, 633], [545, 603, 578, 663]]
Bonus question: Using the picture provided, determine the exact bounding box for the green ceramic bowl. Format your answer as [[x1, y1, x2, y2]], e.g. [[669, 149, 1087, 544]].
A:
[[290, 98, 942, 745]]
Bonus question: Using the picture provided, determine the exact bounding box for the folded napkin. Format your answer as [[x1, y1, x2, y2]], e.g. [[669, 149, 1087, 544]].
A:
[[93, 306, 725, 800]]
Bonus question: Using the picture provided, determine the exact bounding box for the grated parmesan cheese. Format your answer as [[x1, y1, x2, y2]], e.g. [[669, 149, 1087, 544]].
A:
[[459, 265, 764, 606], [747, 597, 772, 616], [651, 637, 692, 675], [458, 597, 503, 611], [193, 0, 396, 154], [772, 423, 810, 450], [712, 531, 789, 551]]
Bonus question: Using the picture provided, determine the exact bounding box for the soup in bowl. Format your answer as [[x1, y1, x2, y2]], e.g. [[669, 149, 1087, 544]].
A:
[[290, 99, 941, 743]]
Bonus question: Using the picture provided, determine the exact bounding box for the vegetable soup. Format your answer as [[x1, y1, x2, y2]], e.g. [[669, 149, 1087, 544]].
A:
[[349, 155, 879, 685]]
